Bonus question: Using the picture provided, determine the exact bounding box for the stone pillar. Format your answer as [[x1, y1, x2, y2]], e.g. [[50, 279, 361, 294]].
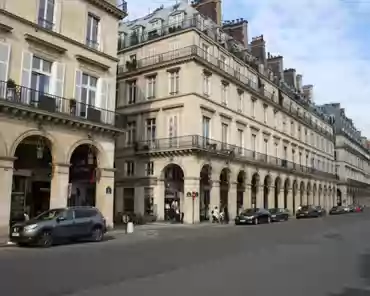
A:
[[183, 177, 200, 224], [134, 186, 145, 215], [114, 186, 124, 217], [228, 182, 237, 220], [243, 185, 251, 209], [287, 189, 293, 212], [0, 158, 14, 234], [153, 179, 165, 220], [209, 180, 220, 215], [256, 185, 264, 208], [278, 188, 284, 208], [268, 186, 275, 209], [294, 193, 300, 213], [95, 168, 115, 228], [50, 164, 70, 209]]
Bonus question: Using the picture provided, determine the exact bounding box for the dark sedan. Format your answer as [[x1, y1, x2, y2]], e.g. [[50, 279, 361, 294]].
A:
[[315, 206, 326, 217], [235, 208, 272, 225], [296, 205, 320, 219], [268, 208, 289, 222], [329, 206, 346, 215]]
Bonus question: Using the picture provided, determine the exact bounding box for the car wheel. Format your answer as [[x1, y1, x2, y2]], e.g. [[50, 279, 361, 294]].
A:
[[254, 218, 259, 225], [38, 231, 53, 248], [267, 217, 271, 224], [91, 227, 103, 242]]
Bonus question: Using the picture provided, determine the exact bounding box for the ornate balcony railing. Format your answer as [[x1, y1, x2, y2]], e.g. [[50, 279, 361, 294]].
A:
[[117, 0, 127, 13], [131, 135, 336, 179], [118, 46, 333, 140], [0, 80, 124, 128]]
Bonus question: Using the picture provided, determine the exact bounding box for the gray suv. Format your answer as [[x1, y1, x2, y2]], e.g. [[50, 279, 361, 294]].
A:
[[10, 206, 107, 247]]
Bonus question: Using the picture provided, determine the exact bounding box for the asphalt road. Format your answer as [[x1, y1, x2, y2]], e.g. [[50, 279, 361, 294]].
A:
[[1, 212, 370, 296]]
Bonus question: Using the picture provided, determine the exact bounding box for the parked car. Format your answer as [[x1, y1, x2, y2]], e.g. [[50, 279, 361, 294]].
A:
[[9, 206, 107, 247], [348, 205, 356, 212], [343, 205, 351, 213], [315, 206, 326, 216], [296, 205, 320, 219], [329, 206, 346, 215], [235, 208, 272, 225], [268, 208, 289, 222], [354, 205, 364, 212]]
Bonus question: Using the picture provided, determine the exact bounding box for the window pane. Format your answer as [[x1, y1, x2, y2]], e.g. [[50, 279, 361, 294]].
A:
[[42, 60, 52, 73], [90, 76, 97, 87], [38, 0, 46, 19], [89, 90, 95, 106], [86, 16, 92, 39], [40, 75, 50, 93], [82, 74, 88, 85], [32, 57, 40, 70], [81, 88, 87, 103], [46, 0, 54, 23]]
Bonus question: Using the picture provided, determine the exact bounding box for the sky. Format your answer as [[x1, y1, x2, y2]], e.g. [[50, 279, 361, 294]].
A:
[[125, 0, 370, 137]]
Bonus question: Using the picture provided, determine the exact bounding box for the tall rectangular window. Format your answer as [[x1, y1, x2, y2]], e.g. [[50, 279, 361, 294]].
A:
[[251, 99, 256, 117], [221, 82, 228, 105], [263, 105, 268, 123], [237, 90, 243, 112], [169, 70, 179, 95], [146, 75, 156, 99], [126, 122, 136, 145], [125, 161, 135, 176], [86, 14, 99, 49], [203, 72, 211, 96], [127, 80, 136, 104], [251, 134, 257, 158], [31, 56, 52, 96], [146, 118, 156, 144], [38, 0, 55, 30], [202, 116, 210, 138], [221, 123, 228, 146]]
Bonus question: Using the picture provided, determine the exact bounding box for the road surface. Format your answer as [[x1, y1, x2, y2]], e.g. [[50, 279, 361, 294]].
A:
[[1, 212, 370, 295]]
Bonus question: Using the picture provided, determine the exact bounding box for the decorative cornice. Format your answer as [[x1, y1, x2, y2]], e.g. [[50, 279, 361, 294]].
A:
[[86, 0, 127, 19], [162, 103, 184, 111], [200, 104, 216, 113], [219, 112, 232, 120], [25, 33, 67, 54], [0, 22, 13, 32], [76, 55, 110, 71]]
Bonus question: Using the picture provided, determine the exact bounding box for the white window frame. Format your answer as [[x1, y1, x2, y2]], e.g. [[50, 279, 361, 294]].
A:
[[145, 161, 154, 176], [221, 123, 228, 148], [146, 75, 156, 99], [127, 80, 136, 104], [126, 121, 136, 145], [146, 118, 156, 144], [169, 13, 184, 27], [38, 0, 55, 29], [251, 99, 256, 117], [125, 161, 135, 176], [237, 90, 243, 112], [263, 105, 268, 123], [202, 116, 210, 139], [86, 13, 100, 49], [203, 73, 211, 96], [169, 70, 179, 95], [221, 82, 228, 105]]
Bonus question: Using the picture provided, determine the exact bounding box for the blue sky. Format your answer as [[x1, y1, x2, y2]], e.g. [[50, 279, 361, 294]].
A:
[[127, 0, 370, 137]]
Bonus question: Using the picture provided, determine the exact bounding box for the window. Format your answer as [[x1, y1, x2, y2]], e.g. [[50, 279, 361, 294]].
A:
[[221, 123, 228, 147], [125, 161, 135, 176], [38, 0, 55, 30], [274, 143, 279, 157], [237, 129, 243, 148], [290, 121, 294, 136], [251, 134, 257, 156], [126, 122, 136, 145], [145, 162, 154, 176], [219, 55, 226, 70], [263, 139, 268, 155], [283, 146, 287, 159], [251, 99, 256, 117], [282, 117, 287, 132], [146, 118, 156, 143], [237, 90, 243, 112], [202, 43, 210, 61], [31, 56, 52, 104], [305, 129, 308, 142], [221, 82, 228, 105], [86, 14, 100, 49], [292, 149, 295, 163], [80, 73, 97, 117], [298, 125, 301, 140], [168, 115, 178, 147], [306, 154, 309, 166], [203, 72, 211, 96], [146, 75, 156, 99], [299, 152, 302, 166], [169, 70, 179, 95], [263, 104, 268, 123], [169, 13, 184, 27], [127, 80, 136, 104], [202, 116, 210, 138]]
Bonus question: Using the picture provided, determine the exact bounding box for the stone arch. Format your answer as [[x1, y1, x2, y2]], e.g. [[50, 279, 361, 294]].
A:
[[10, 129, 61, 162], [292, 180, 298, 213], [219, 167, 230, 210], [236, 170, 247, 213], [199, 164, 212, 221], [263, 175, 272, 209], [318, 184, 323, 206], [284, 178, 290, 209], [300, 181, 305, 205], [67, 139, 109, 168], [313, 183, 317, 205], [307, 182, 312, 205], [274, 176, 281, 208]]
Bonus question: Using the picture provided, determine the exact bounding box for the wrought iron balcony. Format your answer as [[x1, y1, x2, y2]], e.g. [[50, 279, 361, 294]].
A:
[[118, 46, 333, 140], [131, 135, 336, 179], [117, 0, 127, 13], [0, 80, 124, 129]]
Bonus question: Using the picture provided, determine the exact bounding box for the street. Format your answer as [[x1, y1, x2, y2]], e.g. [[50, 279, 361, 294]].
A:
[[1, 213, 370, 295]]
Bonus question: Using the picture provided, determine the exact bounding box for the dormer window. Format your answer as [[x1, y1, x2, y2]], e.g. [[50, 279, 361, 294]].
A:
[[169, 12, 184, 28], [150, 19, 162, 28]]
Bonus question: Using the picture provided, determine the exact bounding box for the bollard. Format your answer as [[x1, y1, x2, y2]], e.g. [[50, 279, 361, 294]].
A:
[[126, 222, 134, 234]]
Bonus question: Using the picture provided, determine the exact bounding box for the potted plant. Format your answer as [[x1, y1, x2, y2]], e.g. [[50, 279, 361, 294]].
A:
[[6, 79, 16, 100]]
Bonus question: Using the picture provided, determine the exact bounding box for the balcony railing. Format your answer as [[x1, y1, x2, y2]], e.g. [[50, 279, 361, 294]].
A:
[[131, 135, 336, 179], [117, 0, 127, 13], [118, 46, 333, 139], [0, 80, 123, 128], [38, 17, 54, 31]]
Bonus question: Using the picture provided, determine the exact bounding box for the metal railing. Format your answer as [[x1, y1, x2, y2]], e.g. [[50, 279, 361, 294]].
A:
[[0, 80, 123, 128], [131, 135, 336, 179], [117, 0, 127, 13], [118, 46, 333, 139], [38, 17, 54, 30]]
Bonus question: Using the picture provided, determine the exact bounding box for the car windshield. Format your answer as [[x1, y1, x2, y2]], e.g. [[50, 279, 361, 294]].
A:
[[269, 208, 278, 213], [241, 208, 258, 214], [301, 206, 310, 211], [34, 209, 65, 221]]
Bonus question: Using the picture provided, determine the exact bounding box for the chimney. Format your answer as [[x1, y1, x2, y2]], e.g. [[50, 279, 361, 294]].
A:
[[267, 54, 284, 82], [192, 0, 222, 25], [250, 35, 266, 66], [296, 74, 303, 93], [302, 84, 314, 102], [283, 68, 296, 89], [222, 19, 248, 48]]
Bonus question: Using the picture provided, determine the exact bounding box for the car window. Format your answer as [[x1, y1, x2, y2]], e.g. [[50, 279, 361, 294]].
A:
[[60, 210, 74, 220], [75, 209, 96, 219]]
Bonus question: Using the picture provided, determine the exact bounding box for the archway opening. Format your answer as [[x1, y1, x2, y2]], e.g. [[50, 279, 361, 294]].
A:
[[300, 182, 305, 206], [274, 177, 281, 208], [200, 164, 211, 221], [251, 173, 259, 208], [337, 188, 342, 206], [163, 164, 184, 222], [284, 179, 289, 209], [313, 184, 317, 206], [69, 144, 98, 207], [319, 185, 322, 206], [11, 135, 53, 224], [220, 168, 230, 210], [237, 171, 246, 214], [292, 180, 298, 214], [263, 175, 271, 209], [324, 186, 328, 208]]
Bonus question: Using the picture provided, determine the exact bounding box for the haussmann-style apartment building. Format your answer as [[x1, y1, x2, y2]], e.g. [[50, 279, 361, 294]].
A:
[[114, 1, 339, 224], [0, 0, 127, 233]]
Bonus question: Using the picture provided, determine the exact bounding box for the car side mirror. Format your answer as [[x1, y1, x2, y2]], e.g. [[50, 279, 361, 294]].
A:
[[56, 216, 66, 222]]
